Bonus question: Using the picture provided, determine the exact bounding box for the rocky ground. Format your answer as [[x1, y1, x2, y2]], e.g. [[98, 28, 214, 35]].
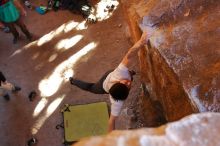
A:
[[0, 1, 144, 145]]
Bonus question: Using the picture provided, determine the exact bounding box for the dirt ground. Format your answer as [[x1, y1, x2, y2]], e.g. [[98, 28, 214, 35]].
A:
[[0, 1, 143, 146]]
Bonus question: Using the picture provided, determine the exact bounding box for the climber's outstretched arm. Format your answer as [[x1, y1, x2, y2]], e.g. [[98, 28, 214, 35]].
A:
[[121, 32, 148, 68], [108, 114, 117, 133]]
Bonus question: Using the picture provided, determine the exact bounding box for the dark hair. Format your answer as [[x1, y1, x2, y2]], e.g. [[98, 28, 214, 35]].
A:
[[109, 83, 129, 101]]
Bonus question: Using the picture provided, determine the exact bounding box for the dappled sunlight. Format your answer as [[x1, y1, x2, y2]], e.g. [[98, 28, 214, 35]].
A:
[[10, 41, 37, 57], [48, 53, 58, 62], [64, 21, 79, 33], [37, 21, 87, 47], [66, 42, 97, 68], [55, 24, 66, 35], [38, 42, 97, 97], [56, 35, 83, 50], [95, 0, 119, 21], [63, 69, 74, 79], [47, 97, 64, 114], [9, 0, 120, 58], [39, 74, 63, 97], [75, 20, 88, 30], [37, 24, 66, 46], [32, 52, 40, 60], [31, 95, 65, 135], [9, 2, 119, 58], [37, 31, 56, 46], [33, 98, 48, 117], [10, 20, 89, 57]]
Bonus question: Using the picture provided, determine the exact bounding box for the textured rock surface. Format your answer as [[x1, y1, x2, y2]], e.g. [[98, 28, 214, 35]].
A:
[[73, 113, 220, 146], [121, 0, 220, 121]]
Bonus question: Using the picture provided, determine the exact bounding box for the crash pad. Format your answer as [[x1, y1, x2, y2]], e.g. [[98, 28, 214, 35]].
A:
[[63, 102, 109, 143]]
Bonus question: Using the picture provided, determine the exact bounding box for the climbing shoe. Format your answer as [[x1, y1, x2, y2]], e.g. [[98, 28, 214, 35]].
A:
[[27, 137, 38, 146], [28, 91, 37, 101], [3, 94, 10, 101], [12, 86, 21, 93]]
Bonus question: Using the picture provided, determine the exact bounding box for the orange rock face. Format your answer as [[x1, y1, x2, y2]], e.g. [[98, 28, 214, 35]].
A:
[[121, 0, 220, 122]]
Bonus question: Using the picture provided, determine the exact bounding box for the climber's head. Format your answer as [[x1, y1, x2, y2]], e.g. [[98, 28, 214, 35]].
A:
[[109, 80, 131, 101]]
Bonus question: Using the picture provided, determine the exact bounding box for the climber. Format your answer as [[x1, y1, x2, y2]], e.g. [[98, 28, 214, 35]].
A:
[[69, 32, 148, 132]]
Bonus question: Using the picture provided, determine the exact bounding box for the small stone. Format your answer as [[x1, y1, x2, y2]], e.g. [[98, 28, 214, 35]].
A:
[[118, 24, 122, 28], [27, 137, 38, 146], [28, 91, 37, 101]]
